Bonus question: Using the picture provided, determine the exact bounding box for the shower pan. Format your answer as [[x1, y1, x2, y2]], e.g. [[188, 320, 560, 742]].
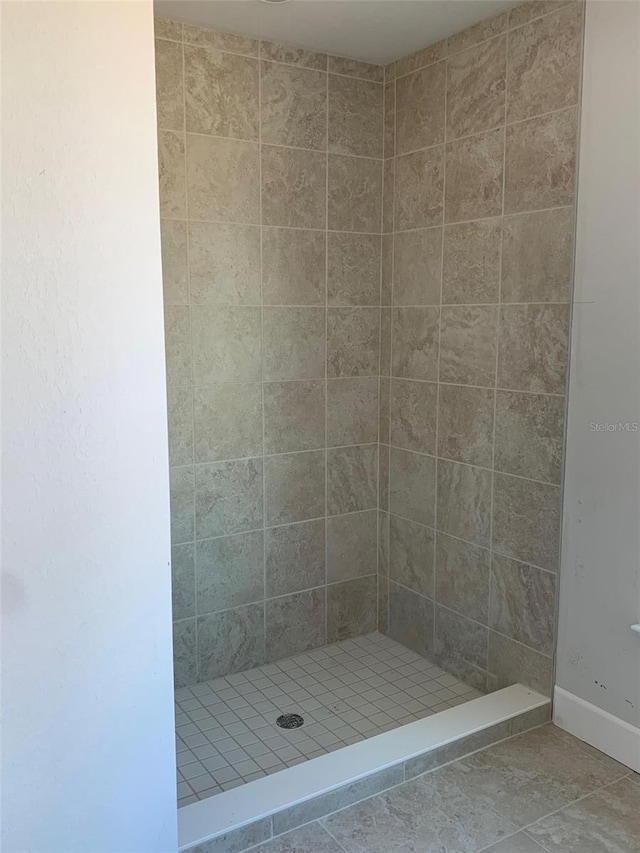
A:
[[156, 2, 583, 848]]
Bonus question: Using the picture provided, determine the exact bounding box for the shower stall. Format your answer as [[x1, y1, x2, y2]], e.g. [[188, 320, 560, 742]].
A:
[[156, 2, 583, 847]]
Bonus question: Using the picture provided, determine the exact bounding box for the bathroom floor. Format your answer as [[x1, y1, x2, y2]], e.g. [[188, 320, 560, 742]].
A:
[[175, 632, 482, 807]]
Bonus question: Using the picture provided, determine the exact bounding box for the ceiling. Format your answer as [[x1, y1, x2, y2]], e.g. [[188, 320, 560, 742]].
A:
[[154, 0, 519, 65]]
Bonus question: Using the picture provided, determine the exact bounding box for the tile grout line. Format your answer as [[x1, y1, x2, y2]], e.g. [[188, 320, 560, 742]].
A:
[[324, 64, 330, 647]]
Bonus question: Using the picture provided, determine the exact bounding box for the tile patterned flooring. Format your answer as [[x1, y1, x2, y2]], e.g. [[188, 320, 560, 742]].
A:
[[175, 632, 482, 806], [253, 725, 640, 853]]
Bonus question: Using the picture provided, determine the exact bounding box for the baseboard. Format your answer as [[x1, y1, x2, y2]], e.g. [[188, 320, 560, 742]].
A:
[[553, 686, 640, 773]]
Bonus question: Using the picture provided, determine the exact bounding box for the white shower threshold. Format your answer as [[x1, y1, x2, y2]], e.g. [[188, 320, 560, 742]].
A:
[[178, 682, 549, 851]]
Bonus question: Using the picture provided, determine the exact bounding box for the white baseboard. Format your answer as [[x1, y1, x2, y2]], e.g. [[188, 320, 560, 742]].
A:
[[554, 686, 640, 773]]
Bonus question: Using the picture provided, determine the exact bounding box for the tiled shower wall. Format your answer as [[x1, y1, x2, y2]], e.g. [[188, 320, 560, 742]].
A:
[[155, 16, 385, 687], [378, 1, 583, 695]]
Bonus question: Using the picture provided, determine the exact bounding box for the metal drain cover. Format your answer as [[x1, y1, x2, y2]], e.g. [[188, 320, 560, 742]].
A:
[[276, 713, 304, 729]]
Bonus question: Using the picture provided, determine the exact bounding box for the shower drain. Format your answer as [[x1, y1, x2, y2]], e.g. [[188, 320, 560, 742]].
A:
[[276, 713, 304, 729]]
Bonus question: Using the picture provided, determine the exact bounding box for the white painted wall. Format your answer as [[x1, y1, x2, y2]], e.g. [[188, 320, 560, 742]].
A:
[[556, 0, 640, 738], [1, 2, 177, 850]]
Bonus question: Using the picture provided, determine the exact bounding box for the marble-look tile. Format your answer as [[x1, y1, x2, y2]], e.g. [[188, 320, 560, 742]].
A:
[[155, 38, 184, 130], [493, 473, 561, 571], [383, 159, 395, 234], [167, 385, 193, 466], [389, 447, 436, 527], [193, 383, 262, 463], [388, 582, 434, 659], [191, 306, 261, 384], [327, 509, 377, 582], [261, 61, 327, 150], [327, 308, 380, 377], [170, 466, 194, 544], [378, 443, 390, 511], [392, 307, 439, 381], [158, 130, 186, 218], [263, 380, 325, 454], [189, 222, 261, 305], [327, 444, 377, 515], [160, 220, 188, 304], [447, 35, 507, 140], [405, 723, 514, 780], [164, 305, 191, 386], [448, 10, 509, 54], [195, 458, 263, 539], [328, 154, 382, 233], [378, 576, 389, 633], [254, 822, 345, 853], [380, 308, 392, 377], [394, 146, 444, 230], [510, 705, 552, 736], [528, 777, 640, 853], [183, 24, 258, 57], [435, 532, 491, 623], [189, 819, 272, 853], [187, 134, 260, 223], [390, 378, 437, 454], [260, 41, 326, 70], [488, 631, 553, 695], [498, 304, 570, 394], [502, 207, 574, 303], [173, 618, 197, 687], [395, 62, 446, 154], [266, 588, 325, 662], [262, 146, 326, 229], [393, 226, 442, 306], [155, 16, 182, 41], [505, 108, 577, 214], [265, 519, 325, 598], [490, 554, 556, 655], [381, 234, 393, 304], [329, 75, 383, 158], [508, 4, 583, 123], [439, 305, 498, 387], [172, 542, 195, 620], [262, 227, 326, 306], [184, 46, 259, 139], [327, 377, 379, 446], [326, 576, 377, 642], [438, 384, 494, 467], [509, 1, 578, 29], [328, 55, 384, 82], [435, 605, 489, 689], [263, 307, 325, 381], [495, 390, 565, 483], [437, 459, 492, 547], [442, 218, 502, 305], [378, 510, 390, 576], [265, 450, 325, 525], [384, 81, 395, 158], [196, 530, 264, 613], [389, 514, 435, 598], [395, 40, 447, 78], [197, 603, 265, 681], [379, 376, 390, 444], [327, 233, 381, 306], [445, 128, 504, 223]]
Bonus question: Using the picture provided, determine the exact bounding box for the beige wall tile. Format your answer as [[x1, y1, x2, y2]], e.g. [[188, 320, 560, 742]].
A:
[[196, 530, 264, 612], [185, 46, 259, 139], [434, 606, 489, 689], [389, 514, 435, 597], [445, 128, 504, 223], [161, 220, 188, 304], [381, 234, 393, 305], [328, 55, 384, 82], [437, 459, 492, 547], [155, 17, 182, 41], [395, 40, 446, 78], [379, 377, 390, 445], [439, 305, 498, 387], [328, 233, 381, 306], [183, 24, 258, 57], [164, 305, 191, 385], [167, 386, 194, 466], [158, 130, 186, 218], [487, 629, 552, 695], [393, 227, 442, 306], [448, 11, 509, 55], [197, 604, 265, 682], [262, 227, 326, 306], [447, 36, 506, 140], [378, 443, 390, 511], [170, 466, 194, 544], [191, 306, 261, 383], [265, 450, 325, 525], [328, 155, 382, 233], [260, 41, 327, 70], [392, 307, 439, 381], [265, 589, 325, 661], [193, 383, 263, 462], [378, 574, 389, 633], [327, 510, 377, 582], [327, 377, 379, 446], [501, 207, 574, 302], [390, 378, 437, 454], [262, 146, 326, 228], [508, 4, 582, 123], [328, 444, 378, 514], [442, 218, 501, 305], [435, 533, 490, 623], [505, 108, 577, 213], [509, 1, 579, 29], [494, 390, 565, 483], [195, 458, 263, 539], [327, 576, 378, 642], [388, 581, 434, 658], [187, 134, 260, 223], [327, 308, 380, 377], [497, 304, 569, 394], [189, 222, 261, 304], [261, 62, 327, 150], [155, 38, 184, 131], [490, 554, 556, 655], [438, 384, 494, 467], [379, 510, 390, 578], [329, 75, 383, 158], [394, 146, 444, 230], [265, 519, 326, 597], [383, 159, 395, 233], [263, 380, 325, 453], [395, 62, 446, 155], [263, 307, 325, 381], [389, 447, 436, 527], [380, 308, 392, 377], [384, 82, 395, 158]]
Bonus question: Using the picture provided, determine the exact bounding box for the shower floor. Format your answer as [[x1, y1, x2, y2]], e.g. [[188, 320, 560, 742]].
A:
[[175, 632, 482, 807]]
